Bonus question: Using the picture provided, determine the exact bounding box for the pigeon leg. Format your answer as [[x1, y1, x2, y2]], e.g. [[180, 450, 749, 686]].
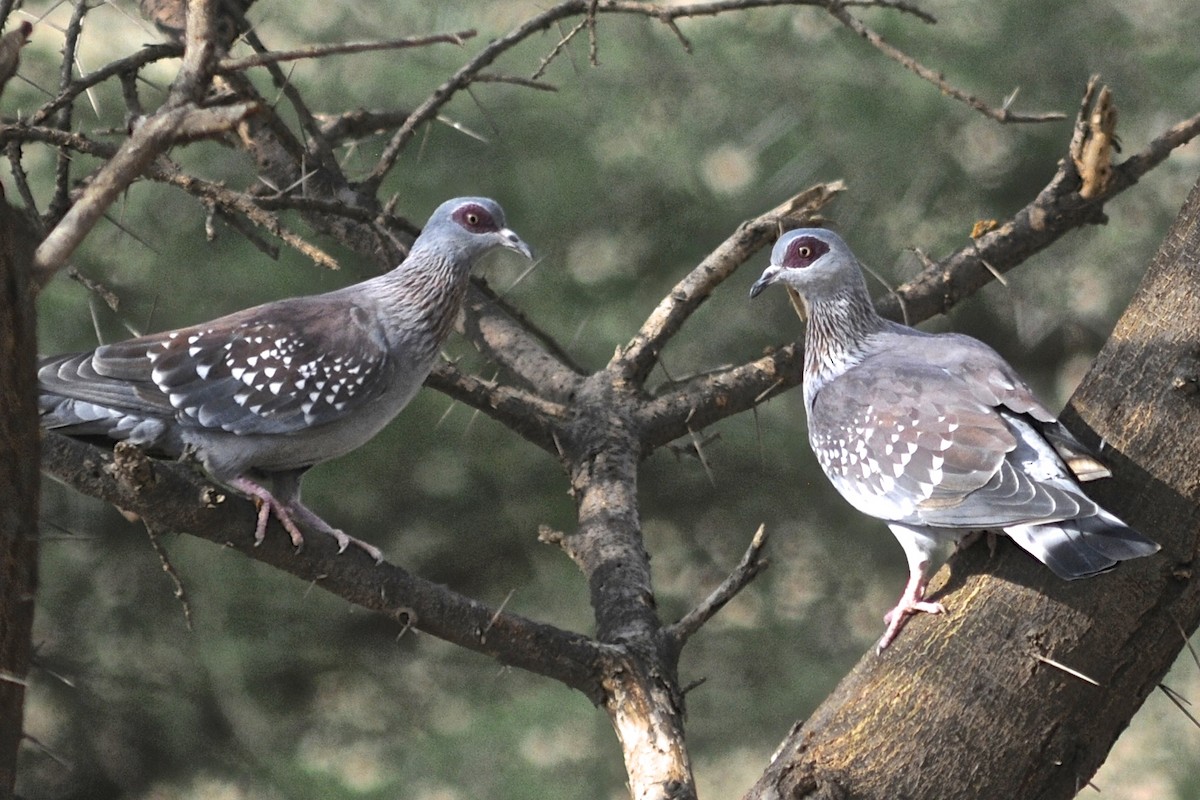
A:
[[229, 476, 306, 549], [878, 524, 947, 652], [878, 569, 945, 652], [228, 475, 385, 563]]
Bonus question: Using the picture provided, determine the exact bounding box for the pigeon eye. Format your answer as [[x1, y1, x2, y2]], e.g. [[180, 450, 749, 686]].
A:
[[453, 203, 498, 233], [784, 235, 829, 268]]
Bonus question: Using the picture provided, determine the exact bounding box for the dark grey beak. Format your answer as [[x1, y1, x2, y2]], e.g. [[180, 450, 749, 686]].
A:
[[749, 265, 781, 298], [500, 228, 534, 260]]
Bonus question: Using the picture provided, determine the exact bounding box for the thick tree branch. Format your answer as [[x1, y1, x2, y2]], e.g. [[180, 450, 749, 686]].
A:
[[459, 280, 587, 401], [558, 371, 696, 799], [424, 363, 570, 455]]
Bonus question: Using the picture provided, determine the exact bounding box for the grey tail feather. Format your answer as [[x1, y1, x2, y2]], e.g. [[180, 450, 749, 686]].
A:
[[1004, 509, 1159, 580]]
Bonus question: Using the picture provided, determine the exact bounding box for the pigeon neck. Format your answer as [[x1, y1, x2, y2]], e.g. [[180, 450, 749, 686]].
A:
[[803, 284, 886, 388], [376, 244, 472, 354]]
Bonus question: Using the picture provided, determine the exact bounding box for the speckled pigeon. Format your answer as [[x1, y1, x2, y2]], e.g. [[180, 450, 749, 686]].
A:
[[41, 197, 533, 563], [750, 227, 1158, 651]]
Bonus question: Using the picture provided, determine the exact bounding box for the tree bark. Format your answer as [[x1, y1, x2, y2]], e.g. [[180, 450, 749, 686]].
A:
[[745, 174, 1200, 800], [0, 200, 38, 796]]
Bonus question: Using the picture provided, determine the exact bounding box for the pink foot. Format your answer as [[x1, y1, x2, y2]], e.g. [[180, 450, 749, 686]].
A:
[[231, 476, 306, 549], [876, 573, 945, 653], [228, 476, 384, 564]]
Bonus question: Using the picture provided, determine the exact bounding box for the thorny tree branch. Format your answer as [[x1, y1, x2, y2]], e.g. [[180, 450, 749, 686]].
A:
[[30, 0, 235, 286], [6, 0, 1055, 294], [217, 30, 476, 72], [37, 431, 612, 702], [823, 2, 1065, 123]]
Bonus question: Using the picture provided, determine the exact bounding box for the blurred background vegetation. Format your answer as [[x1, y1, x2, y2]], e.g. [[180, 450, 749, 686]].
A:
[[15, 0, 1200, 797]]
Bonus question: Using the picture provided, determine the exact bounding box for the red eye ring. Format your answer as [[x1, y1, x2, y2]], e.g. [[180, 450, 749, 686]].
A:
[[453, 203, 498, 234]]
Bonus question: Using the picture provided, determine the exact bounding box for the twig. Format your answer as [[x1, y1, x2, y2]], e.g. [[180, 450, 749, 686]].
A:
[[823, 2, 1064, 124], [473, 73, 557, 92], [144, 524, 194, 631], [532, 17, 588, 81], [667, 524, 770, 644], [48, 0, 88, 223], [218, 30, 476, 72], [65, 265, 120, 310], [30, 43, 181, 126]]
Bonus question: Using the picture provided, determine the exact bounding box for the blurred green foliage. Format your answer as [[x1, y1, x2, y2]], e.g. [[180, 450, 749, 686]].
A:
[[16, 0, 1200, 797]]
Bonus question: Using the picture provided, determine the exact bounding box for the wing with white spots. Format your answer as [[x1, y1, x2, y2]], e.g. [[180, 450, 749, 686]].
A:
[[88, 297, 393, 436], [809, 352, 1098, 529]]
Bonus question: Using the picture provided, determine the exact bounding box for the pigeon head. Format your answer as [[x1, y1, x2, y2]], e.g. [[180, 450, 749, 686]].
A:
[[416, 196, 533, 264], [749, 228, 859, 299]]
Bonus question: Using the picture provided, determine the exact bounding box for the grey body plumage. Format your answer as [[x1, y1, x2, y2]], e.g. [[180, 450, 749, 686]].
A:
[[751, 227, 1158, 650], [41, 197, 533, 562]]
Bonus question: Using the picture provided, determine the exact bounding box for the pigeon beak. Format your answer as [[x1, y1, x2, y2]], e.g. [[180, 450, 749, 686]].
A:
[[749, 265, 782, 298], [500, 228, 534, 260]]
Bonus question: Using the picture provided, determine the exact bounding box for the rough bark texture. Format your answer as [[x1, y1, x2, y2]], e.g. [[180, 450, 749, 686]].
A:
[[745, 175, 1200, 800], [0, 200, 38, 796]]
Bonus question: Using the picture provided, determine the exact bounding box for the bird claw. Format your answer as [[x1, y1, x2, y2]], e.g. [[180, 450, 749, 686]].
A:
[[326, 526, 384, 564], [233, 476, 382, 562], [877, 599, 946, 653], [882, 600, 945, 626], [243, 483, 304, 550]]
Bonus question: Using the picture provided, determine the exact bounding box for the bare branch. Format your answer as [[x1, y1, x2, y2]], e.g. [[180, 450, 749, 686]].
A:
[[667, 524, 770, 645], [30, 45, 181, 127], [473, 72, 558, 92], [824, 2, 1065, 123], [456, 280, 587, 401], [170, 0, 218, 103], [48, 0, 89, 223], [218, 30, 476, 72], [424, 362, 571, 455], [2, 119, 346, 277], [532, 17, 588, 81]]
